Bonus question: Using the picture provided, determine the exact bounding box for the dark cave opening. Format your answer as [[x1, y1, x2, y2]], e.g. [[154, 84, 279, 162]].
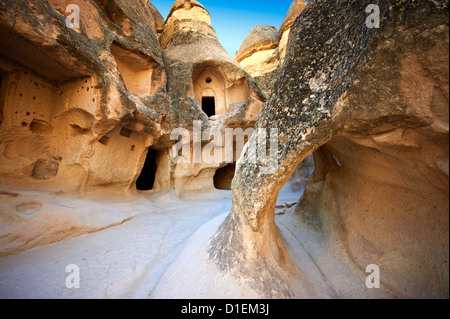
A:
[[136, 148, 157, 191], [202, 96, 216, 117], [214, 163, 236, 190]]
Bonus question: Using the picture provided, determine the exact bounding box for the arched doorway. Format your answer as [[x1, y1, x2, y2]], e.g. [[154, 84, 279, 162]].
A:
[[193, 67, 227, 116], [136, 148, 157, 191]]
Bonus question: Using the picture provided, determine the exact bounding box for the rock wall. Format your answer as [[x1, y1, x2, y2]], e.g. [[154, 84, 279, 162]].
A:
[[0, 0, 167, 195], [1, 0, 448, 299], [0, 0, 267, 197]]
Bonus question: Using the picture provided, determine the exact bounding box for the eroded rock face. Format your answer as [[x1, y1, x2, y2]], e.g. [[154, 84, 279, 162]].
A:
[[0, 0, 266, 197], [278, 0, 308, 61], [235, 25, 280, 79], [0, 0, 269, 258], [156, 0, 268, 196], [235, 0, 308, 95], [207, 0, 449, 298], [0, 0, 168, 194], [1, 0, 448, 299]]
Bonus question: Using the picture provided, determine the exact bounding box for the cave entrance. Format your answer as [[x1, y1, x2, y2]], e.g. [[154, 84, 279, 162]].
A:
[[214, 163, 236, 190], [193, 66, 227, 115], [202, 96, 216, 117], [136, 148, 157, 191]]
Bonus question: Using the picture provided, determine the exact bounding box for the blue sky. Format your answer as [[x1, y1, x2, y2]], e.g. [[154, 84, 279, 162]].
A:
[[151, 0, 305, 57]]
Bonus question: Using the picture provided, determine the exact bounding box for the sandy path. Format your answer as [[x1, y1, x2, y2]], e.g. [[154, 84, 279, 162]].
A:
[[0, 191, 233, 299]]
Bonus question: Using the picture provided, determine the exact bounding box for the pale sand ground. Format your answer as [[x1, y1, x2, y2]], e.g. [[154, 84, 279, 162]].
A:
[[0, 184, 389, 299], [0, 189, 234, 298]]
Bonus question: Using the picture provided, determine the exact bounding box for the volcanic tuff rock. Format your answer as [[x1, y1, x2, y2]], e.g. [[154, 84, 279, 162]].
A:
[[0, 0, 448, 299], [0, 0, 267, 254], [158, 0, 267, 195], [0, 0, 170, 195], [0, 0, 266, 196], [236, 0, 308, 94], [278, 0, 308, 61], [226, 0, 449, 298], [235, 25, 280, 76], [155, 0, 449, 298], [148, 1, 166, 36]]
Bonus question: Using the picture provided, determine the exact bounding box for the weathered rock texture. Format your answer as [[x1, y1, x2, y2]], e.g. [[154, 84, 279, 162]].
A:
[[0, 0, 268, 257], [156, 0, 267, 196], [0, 0, 266, 197], [157, 0, 449, 298], [235, 25, 280, 78], [235, 0, 308, 94], [148, 1, 165, 36], [1, 0, 448, 299], [0, 0, 168, 195], [278, 0, 308, 62]]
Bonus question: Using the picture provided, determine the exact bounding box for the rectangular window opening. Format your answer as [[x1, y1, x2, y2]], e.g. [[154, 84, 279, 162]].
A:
[[202, 96, 216, 117]]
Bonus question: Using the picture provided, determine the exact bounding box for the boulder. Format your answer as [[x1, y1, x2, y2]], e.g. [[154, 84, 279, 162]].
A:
[[235, 25, 280, 78]]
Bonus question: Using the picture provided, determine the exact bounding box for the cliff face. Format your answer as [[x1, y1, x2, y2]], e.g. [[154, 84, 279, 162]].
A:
[[0, 0, 269, 257], [0, 0, 167, 194], [0, 0, 266, 197], [232, 0, 449, 298]]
